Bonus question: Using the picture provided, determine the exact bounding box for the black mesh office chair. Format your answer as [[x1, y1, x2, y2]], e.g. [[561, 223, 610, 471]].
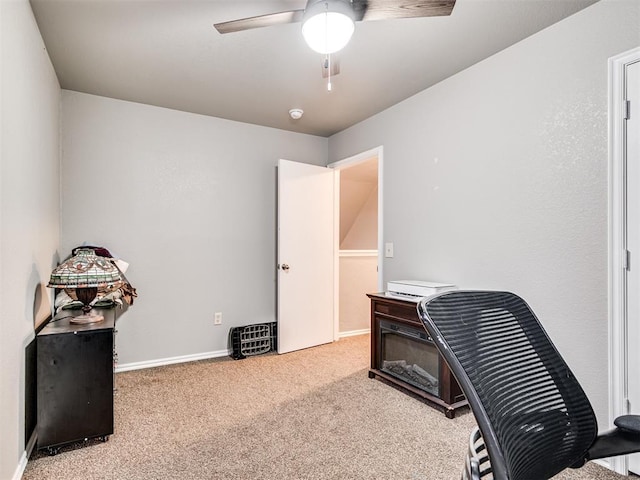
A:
[[417, 290, 640, 480]]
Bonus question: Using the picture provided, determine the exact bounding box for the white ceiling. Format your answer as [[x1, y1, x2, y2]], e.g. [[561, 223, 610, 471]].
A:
[[30, 0, 599, 138]]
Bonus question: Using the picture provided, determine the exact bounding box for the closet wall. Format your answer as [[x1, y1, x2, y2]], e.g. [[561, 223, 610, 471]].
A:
[[339, 159, 378, 335]]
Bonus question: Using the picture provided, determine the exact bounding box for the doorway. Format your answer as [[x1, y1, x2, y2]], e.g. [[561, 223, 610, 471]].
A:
[[329, 146, 383, 339], [609, 46, 640, 476]]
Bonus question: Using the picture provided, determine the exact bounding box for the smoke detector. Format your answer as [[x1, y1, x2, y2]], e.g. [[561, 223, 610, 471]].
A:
[[289, 108, 303, 120]]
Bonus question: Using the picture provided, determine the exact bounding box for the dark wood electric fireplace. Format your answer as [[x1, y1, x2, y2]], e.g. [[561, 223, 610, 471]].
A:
[[367, 293, 467, 418]]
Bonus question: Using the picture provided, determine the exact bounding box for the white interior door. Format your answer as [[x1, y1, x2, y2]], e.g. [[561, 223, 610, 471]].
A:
[[626, 59, 640, 475], [277, 159, 334, 354]]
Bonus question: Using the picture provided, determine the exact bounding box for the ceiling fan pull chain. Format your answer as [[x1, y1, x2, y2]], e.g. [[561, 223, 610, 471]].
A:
[[326, 53, 332, 92]]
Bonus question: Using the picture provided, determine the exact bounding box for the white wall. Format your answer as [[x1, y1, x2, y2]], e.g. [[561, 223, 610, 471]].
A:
[[340, 184, 378, 250], [339, 253, 378, 333], [329, 0, 640, 429], [340, 177, 375, 246], [61, 91, 328, 366], [0, 1, 61, 478]]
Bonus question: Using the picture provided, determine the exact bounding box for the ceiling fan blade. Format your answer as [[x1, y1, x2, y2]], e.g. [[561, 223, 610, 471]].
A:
[[360, 0, 455, 22], [214, 9, 304, 34]]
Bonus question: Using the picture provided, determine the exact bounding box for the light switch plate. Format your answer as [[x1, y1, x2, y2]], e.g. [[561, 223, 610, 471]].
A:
[[385, 242, 394, 258]]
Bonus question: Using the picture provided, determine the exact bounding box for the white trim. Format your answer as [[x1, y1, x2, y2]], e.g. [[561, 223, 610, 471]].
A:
[[339, 328, 370, 338], [339, 249, 378, 257], [333, 168, 341, 342], [13, 431, 37, 480], [608, 46, 640, 476], [593, 458, 611, 471], [376, 149, 384, 292], [329, 146, 382, 169], [115, 349, 229, 372]]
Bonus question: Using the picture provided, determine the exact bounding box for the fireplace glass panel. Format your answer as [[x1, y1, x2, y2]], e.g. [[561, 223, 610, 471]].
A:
[[379, 320, 440, 396]]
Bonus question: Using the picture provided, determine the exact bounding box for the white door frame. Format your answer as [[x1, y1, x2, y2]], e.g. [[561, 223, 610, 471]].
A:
[[328, 146, 384, 340], [608, 46, 640, 476]]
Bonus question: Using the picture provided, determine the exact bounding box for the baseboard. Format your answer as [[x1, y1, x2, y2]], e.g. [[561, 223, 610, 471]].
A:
[[592, 458, 612, 472], [115, 349, 229, 372], [339, 328, 370, 338], [13, 430, 37, 480], [116, 332, 370, 372]]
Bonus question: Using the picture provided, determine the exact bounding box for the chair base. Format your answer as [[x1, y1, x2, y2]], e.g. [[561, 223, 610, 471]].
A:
[[461, 427, 492, 480]]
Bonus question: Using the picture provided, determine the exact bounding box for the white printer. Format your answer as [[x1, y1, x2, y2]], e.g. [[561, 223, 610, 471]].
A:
[[386, 280, 456, 300]]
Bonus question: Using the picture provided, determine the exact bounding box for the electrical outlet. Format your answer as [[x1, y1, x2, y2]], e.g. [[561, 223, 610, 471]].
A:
[[385, 242, 394, 258], [214, 312, 222, 325]]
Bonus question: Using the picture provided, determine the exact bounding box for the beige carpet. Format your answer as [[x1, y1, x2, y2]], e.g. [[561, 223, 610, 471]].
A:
[[24, 335, 627, 479]]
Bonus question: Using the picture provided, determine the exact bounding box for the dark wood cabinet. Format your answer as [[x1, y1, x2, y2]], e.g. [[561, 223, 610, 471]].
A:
[[37, 308, 116, 454], [367, 293, 467, 418]]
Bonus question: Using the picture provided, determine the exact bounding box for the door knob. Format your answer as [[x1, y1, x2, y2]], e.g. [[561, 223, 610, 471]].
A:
[[281, 264, 290, 271]]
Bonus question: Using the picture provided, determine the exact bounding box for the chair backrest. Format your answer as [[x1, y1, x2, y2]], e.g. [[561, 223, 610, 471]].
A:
[[417, 291, 598, 480]]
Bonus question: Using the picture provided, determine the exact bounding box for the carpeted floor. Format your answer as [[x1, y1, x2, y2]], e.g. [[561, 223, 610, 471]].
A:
[[24, 335, 628, 479]]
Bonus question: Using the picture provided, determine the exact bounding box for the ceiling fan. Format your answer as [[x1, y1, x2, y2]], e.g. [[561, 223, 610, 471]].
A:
[[214, 0, 456, 54]]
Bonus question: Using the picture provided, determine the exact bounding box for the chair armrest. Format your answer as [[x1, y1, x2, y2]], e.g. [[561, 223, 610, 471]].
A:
[[614, 414, 640, 434], [586, 427, 640, 461]]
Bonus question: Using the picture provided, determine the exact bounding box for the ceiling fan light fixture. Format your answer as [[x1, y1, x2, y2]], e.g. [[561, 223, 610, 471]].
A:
[[302, 0, 355, 54]]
